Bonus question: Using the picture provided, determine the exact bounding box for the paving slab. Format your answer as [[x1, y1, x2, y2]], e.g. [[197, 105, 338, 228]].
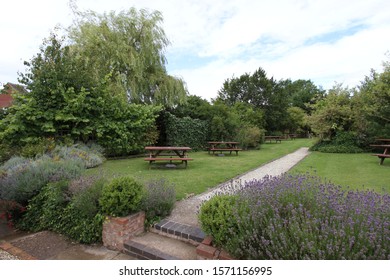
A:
[[129, 232, 198, 260]]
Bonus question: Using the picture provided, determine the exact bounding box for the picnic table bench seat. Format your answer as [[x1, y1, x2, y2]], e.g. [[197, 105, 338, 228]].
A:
[[264, 136, 283, 143], [207, 141, 242, 155], [371, 153, 390, 165], [143, 157, 194, 162], [144, 157, 193, 168]]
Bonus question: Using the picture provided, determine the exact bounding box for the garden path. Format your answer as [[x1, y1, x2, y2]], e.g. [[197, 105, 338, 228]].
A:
[[168, 147, 310, 227]]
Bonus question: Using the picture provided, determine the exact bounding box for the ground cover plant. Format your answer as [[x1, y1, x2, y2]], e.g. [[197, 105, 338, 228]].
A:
[[199, 173, 390, 260]]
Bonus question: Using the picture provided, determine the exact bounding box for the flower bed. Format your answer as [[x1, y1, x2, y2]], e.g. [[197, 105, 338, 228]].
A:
[[199, 173, 390, 260]]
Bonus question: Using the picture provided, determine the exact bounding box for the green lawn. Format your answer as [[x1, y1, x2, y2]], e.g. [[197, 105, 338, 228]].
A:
[[88, 138, 315, 199], [290, 151, 390, 194], [88, 138, 389, 198]]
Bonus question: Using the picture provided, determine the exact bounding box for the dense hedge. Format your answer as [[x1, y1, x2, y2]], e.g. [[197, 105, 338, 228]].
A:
[[165, 112, 209, 150], [310, 131, 367, 153]]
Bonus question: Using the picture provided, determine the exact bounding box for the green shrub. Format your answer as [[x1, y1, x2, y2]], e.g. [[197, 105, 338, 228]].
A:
[[310, 131, 366, 153], [237, 125, 263, 149], [18, 177, 105, 244], [71, 177, 105, 218], [141, 179, 176, 224], [0, 142, 18, 163], [19, 137, 56, 158], [199, 194, 248, 248], [99, 176, 144, 217], [18, 181, 70, 232]]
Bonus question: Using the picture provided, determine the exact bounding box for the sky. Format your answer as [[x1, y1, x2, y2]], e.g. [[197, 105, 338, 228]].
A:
[[1, 0, 389, 100]]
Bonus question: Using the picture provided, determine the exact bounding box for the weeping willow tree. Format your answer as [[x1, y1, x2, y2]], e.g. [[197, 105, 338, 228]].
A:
[[68, 6, 187, 107]]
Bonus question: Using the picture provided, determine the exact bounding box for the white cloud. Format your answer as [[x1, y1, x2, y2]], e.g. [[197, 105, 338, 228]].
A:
[[1, 0, 389, 101]]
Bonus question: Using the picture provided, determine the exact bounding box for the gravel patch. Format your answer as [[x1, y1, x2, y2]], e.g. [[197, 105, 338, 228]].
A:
[[0, 249, 19, 260]]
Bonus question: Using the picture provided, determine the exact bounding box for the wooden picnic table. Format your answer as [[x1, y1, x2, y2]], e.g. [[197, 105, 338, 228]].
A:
[[144, 146, 193, 168], [264, 136, 283, 143], [207, 141, 242, 155], [370, 144, 390, 165]]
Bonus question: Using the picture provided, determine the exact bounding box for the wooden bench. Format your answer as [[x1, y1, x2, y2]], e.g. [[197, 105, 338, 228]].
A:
[[144, 157, 193, 167], [264, 136, 282, 143], [209, 148, 242, 155], [371, 154, 390, 165], [370, 143, 390, 165]]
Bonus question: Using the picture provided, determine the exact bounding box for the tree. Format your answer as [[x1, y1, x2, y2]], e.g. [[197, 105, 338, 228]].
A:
[[170, 95, 213, 121], [286, 106, 306, 134], [0, 33, 160, 155], [358, 61, 390, 138], [217, 67, 290, 132], [68, 7, 187, 107], [307, 84, 354, 139], [283, 79, 325, 114]]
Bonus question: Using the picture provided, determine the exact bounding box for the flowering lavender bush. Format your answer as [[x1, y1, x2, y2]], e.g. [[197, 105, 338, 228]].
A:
[[0, 155, 84, 204], [199, 174, 390, 260], [50, 144, 105, 169]]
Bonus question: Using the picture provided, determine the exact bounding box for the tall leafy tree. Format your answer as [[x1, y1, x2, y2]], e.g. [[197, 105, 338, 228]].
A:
[[283, 79, 325, 114], [0, 33, 160, 155], [307, 84, 354, 139], [358, 61, 390, 137], [217, 67, 289, 132], [68, 7, 187, 107]]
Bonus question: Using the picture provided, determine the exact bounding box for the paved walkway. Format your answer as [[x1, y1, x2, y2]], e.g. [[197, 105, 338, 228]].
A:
[[168, 147, 310, 227]]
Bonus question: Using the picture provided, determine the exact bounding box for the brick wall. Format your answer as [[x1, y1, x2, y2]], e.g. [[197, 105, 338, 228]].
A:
[[102, 211, 145, 251], [196, 235, 234, 260]]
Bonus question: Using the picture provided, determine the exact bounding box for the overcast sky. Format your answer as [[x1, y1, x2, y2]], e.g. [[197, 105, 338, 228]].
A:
[[1, 0, 389, 100]]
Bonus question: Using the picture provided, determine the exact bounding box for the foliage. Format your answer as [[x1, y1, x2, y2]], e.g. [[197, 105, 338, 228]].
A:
[[50, 144, 105, 168], [236, 125, 263, 149], [0, 32, 161, 156], [286, 106, 307, 134], [171, 95, 213, 121], [357, 61, 390, 138], [199, 174, 390, 259], [99, 176, 144, 217], [140, 178, 176, 224], [18, 178, 105, 243], [199, 195, 246, 248], [95, 102, 161, 156], [17, 181, 70, 232], [285, 79, 325, 114], [164, 112, 209, 150], [216, 68, 319, 133], [310, 131, 366, 153], [68, 7, 187, 107], [307, 84, 355, 139], [0, 155, 84, 204], [208, 101, 240, 141], [0, 199, 26, 227]]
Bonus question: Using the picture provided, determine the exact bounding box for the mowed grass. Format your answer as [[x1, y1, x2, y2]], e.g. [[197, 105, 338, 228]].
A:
[[87, 138, 315, 199], [290, 151, 390, 194]]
